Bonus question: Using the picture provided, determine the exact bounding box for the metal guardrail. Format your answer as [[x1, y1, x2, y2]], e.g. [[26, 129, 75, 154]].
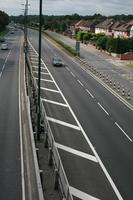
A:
[[26, 48, 73, 200]]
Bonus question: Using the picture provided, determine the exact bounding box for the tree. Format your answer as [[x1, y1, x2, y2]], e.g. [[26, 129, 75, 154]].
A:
[[96, 36, 108, 50], [0, 10, 9, 32]]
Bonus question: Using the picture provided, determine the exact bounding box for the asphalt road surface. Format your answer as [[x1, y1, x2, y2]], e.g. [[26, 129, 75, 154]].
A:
[[0, 29, 23, 200], [28, 29, 133, 200]]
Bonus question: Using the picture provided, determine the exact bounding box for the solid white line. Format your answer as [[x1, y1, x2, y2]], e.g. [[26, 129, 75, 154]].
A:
[[41, 72, 49, 75], [86, 89, 94, 98], [70, 71, 76, 77], [42, 98, 68, 107], [98, 102, 109, 116], [55, 143, 97, 163], [69, 186, 100, 200], [40, 87, 60, 93], [40, 78, 53, 82], [47, 117, 80, 130], [115, 122, 132, 142], [32, 66, 46, 70], [19, 39, 25, 200], [77, 79, 84, 87]]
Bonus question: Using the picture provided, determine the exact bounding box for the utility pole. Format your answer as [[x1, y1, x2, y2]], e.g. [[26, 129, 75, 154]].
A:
[[37, 0, 43, 141]]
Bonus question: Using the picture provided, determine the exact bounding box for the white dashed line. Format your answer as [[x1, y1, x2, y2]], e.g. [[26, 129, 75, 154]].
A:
[[47, 117, 80, 130], [77, 79, 84, 87], [86, 89, 94, 98], [42, 98, 68, 107], [97, 102, 109, 116], [115, 122, 132, 142], [66, 66, 70, 71], [55, 143, 98, 162], [70, 71, 76, 77]]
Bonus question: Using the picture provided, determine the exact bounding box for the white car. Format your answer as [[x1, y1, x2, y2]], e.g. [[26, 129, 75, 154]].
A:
[[52, 56, 64, 67], [1, 43, 8, 50]]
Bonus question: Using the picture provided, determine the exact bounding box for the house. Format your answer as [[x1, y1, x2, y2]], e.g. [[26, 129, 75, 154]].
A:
[[112, 20, 133, 38], [111, 21, 125, 37], [95, 18, 114, 36], [72, 19, 100, 33]]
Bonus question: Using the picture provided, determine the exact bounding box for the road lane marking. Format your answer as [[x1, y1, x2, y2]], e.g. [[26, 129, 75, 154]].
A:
[[70, 71, 76, 77], [115, 122, 132, 142], [85, 89, 94, 98], [41, 78, 53, 82], [69, 186, 100, 200], [32, 66, 46, 69], [0, 49, 11, 78], [41, 72, 49, 75], [55, 143, 98, 163], [40, 87, 60, 93], [35, 77, 53, 82], [97, 102, 109, 116], [77, 79, 84, 87], [47, 117, 80, 130], [42, 98, 68, 107]]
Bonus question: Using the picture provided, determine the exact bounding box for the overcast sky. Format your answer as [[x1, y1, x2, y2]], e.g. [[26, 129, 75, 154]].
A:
[[0, 0, 133, 16]]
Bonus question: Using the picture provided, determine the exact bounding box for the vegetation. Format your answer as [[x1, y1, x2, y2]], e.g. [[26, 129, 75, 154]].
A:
[[0, 10, 9, 32], [44, 31, 76, 56]]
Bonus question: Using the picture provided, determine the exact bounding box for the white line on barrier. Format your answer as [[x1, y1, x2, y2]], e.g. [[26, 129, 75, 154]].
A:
[[69, 186, 100, 200], [55, 143, 98, 162], [42, 98, 68, 107], [47, 117, 80, 130], [115, 122, 132, 142]]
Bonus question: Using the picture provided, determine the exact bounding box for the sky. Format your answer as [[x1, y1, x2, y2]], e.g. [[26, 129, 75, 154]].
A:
[[0, 0, 133, 16]]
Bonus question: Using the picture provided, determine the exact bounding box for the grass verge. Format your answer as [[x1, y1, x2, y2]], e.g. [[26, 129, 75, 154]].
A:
[[44, 31, 76, 56]]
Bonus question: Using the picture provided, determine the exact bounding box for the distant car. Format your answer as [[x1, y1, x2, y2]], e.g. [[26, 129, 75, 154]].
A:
[[52, 56, 64, 67], [0, 38, 5, 42], [10, 30, 14, 34], [1, 43, 8, 50]]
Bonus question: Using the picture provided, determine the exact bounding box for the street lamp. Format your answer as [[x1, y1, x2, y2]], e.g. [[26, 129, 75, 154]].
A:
[[37, 0, 43, 141]]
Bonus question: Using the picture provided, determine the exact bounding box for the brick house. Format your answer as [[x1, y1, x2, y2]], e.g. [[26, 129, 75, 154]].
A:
[[95, 18, 114, 36], [112, 20, 133, 38]]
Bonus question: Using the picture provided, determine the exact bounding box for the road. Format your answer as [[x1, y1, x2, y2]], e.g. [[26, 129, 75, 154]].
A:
[[46, 30, 133, 96], [0, 30, 23, 199], [28, 29, 133, 200]]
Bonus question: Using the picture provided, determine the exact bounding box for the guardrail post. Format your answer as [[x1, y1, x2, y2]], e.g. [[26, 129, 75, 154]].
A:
[[54, 168, 59, 190]]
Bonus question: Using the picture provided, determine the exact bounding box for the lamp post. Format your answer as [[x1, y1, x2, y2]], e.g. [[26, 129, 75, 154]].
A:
[[37, 0, 43, 141]]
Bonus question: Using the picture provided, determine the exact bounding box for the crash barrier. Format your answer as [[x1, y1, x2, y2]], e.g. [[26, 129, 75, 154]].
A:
[[24, 47, 44, 200], [26, 47, 73, 200], [75, 57, 132, 102]]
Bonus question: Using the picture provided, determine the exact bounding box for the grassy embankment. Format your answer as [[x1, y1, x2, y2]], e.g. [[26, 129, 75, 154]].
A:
[[44, 31, 76, 56]]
